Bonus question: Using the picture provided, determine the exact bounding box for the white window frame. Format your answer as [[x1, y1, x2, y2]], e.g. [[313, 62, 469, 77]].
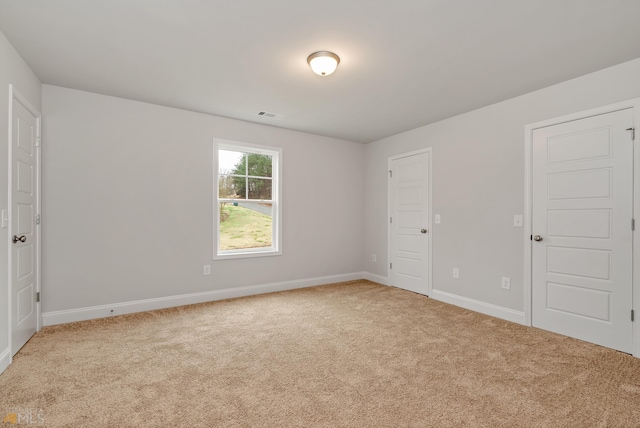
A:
[[213, 138, 282, 260]]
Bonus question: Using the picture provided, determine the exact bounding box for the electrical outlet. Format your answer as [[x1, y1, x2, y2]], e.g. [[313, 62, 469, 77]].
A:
[[372, 254, 377, 263], [203, 265, 211, 276], [453, 268, 460, 279], [501, 276, 511, 290]]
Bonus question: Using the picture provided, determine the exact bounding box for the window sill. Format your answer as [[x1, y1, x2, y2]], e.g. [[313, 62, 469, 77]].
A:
[[213, 249, 282, 261]]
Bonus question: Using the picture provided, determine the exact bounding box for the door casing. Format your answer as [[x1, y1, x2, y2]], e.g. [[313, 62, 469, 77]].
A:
[[7, 84, 42, 359], [524, 97, 640, 357], [387, 148, 433, 296]]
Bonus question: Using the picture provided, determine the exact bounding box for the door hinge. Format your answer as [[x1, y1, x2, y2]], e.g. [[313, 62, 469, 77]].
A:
[[627, 127, 636, 141], [35, 214, 41, 225], [632, 309, 635, 322], [36, 292, 40, 303], [390, 262, 393, 269], [390, 217, 393, 224], [633, 218, 635, 231], [389, 170, 392, 178]]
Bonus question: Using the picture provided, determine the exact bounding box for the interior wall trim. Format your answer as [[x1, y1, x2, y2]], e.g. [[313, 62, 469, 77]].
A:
[[0, 348, 11, 375], [363, 272, 389, 286], [431, 289, 526, 325], [42, 272, 364, 326]]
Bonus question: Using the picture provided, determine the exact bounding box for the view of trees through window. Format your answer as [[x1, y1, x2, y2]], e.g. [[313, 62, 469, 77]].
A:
[[218, 150, 274, 251]]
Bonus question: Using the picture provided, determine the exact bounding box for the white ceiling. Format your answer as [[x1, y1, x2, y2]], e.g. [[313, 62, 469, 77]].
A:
[[1, 1, 640, 143]]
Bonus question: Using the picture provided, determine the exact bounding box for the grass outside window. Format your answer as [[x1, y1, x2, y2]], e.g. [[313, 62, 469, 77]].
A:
[[219, 204, 272, 250]]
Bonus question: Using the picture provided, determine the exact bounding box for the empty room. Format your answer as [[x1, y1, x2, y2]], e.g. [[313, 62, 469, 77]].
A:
[[1, 1, 640, 426]]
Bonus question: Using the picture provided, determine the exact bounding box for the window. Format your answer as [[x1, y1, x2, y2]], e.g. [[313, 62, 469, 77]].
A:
[[214, 139, 282, 259]]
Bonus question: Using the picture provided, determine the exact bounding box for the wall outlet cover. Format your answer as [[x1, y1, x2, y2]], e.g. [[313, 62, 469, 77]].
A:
[[501, 276, 511, 289]]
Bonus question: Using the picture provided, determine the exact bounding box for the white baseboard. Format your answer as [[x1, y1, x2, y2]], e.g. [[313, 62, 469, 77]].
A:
[[0, 347, 10, 375], [43, 272, 364, 326], [363, 272, 389, 285], [431, 289, 526, 325]]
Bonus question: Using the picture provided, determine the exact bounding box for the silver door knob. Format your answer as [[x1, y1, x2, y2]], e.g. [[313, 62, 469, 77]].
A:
[[421, 229, 428, 234], [12, 235, 26, 243], [533, 235, 543, 241]]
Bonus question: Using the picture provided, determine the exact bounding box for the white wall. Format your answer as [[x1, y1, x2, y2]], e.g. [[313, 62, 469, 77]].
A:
[[0, 30, 41, 371], [364, 58, 640, 316], [41, 85, 365, 317]]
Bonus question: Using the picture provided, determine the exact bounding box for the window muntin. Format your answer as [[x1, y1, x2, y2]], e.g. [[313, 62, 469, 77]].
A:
[[214, 140, 281, 259]]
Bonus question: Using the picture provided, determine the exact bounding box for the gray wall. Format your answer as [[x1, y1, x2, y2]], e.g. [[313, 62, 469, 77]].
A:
[[41, 85, 365, 313], [0, 31, 41, 368], [364, 58, 640, 312]]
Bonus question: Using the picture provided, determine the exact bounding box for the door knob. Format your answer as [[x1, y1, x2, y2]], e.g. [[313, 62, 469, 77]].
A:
[[533, 235, 543, 241], [421, 229, 428, 234], [12, 235, 26, 243]]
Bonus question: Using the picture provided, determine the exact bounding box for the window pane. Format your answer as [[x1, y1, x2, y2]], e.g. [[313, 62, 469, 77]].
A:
[[247, 153, 272, 178], [215, 140, 280, 258], [219, 202, 272, 250], [219, 150, 244, 174], [248, 178, 272, 200], [218, 174, 238, 198]]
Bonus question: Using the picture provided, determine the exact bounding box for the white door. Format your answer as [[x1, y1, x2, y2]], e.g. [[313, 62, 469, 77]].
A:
[[532, 109, 633, 353], [10, 93, 40, 355], [389, 151, 431, 295]]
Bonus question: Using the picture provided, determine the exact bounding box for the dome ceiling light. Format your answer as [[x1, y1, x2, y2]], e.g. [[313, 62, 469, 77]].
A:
[[307, 51, 340, 76]]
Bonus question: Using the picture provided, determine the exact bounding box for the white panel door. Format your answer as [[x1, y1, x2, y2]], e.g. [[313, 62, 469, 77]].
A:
[[11, 96, 39, 355], [390, 152, 430, 295], [532, 109, 633, 353]]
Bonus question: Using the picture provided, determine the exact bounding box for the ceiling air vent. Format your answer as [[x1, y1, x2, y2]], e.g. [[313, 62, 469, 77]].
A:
[[257, 111, 284, 120]]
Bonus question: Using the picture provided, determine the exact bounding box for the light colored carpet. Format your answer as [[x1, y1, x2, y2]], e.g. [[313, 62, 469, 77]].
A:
[[1, 280, 640, 427]]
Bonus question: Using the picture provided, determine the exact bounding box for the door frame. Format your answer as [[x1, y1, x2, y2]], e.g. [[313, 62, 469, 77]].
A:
[[524, 97, 640, 357], [8, 84, 42, 358], [387, 147, 433, 295]]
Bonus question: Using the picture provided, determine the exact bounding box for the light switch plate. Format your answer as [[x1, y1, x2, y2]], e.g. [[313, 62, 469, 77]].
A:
[[513, 215, 523, 227], [435, 214, 441, 224]]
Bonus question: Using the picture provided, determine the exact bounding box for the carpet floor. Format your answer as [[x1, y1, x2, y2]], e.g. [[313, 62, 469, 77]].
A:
[[1, 280, 640, 427]]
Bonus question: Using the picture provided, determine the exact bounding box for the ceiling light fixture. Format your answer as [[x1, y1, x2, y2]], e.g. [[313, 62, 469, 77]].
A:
[[307, 51, 340, 76]]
